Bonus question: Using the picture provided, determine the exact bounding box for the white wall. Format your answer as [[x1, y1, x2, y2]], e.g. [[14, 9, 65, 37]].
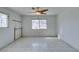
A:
[[22, 15, 57, 37], [0, 8, 21, 49], [58, 8, 79, 51]]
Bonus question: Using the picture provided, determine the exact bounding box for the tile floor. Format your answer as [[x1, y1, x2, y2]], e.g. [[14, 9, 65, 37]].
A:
[[0, 37, 78, 52]]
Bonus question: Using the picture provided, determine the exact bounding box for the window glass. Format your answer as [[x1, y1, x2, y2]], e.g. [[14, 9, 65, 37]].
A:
[[40, 20, 47, 29], [32, 20, 47, 29], [32, 20, 39, 29], [0, 13, 8, 27]]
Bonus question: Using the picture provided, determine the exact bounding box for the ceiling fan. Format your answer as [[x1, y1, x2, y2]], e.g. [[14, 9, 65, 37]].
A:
[[31, 7, 48, 15]]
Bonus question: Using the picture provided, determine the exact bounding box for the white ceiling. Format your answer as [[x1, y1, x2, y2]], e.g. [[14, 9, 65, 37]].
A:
[[9, 7, 67, 15]]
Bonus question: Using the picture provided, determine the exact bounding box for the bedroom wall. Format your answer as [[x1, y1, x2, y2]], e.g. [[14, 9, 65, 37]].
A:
[[0, 7, 22, 49], [58, 8, 79, 51], [22, 15, 57, 37]]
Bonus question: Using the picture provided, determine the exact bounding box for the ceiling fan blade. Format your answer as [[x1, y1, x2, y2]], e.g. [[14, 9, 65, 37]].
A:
[[41, 9, 48, 12], [32, 7, 35, 10], [31, 7, 48, 15], [41, 12, 47, 14]]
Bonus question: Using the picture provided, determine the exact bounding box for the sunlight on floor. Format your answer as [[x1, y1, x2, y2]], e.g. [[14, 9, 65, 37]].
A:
[[0, 37, 77, 52], [44, 37, 57, 39]]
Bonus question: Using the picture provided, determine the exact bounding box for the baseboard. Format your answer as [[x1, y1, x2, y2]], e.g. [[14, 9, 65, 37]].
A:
[[14, 36, 22, 40], [0, 36, 22, 51], [0, 40, 15, 51], [61, 39, 79, 52], [22, 36, 58, 37]]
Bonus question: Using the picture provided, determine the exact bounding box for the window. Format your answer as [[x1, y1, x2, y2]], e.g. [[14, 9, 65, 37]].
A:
[[0, 13, 8, 27], [32, 20, 47, 29], [32, 20, 39, 29], [40, 20, 47, 29]]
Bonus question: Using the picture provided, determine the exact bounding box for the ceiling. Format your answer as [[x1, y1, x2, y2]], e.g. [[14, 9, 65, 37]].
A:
[[8, 7, 67, 16]]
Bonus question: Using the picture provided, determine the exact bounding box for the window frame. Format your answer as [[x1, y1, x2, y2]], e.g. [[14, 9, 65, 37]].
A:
[[32, 19, 47, 29], [0, 12, 9, 28]]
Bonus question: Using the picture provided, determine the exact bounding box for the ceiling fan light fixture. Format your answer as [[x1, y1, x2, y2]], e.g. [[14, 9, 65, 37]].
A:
[[36, 12, 42, 15]]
